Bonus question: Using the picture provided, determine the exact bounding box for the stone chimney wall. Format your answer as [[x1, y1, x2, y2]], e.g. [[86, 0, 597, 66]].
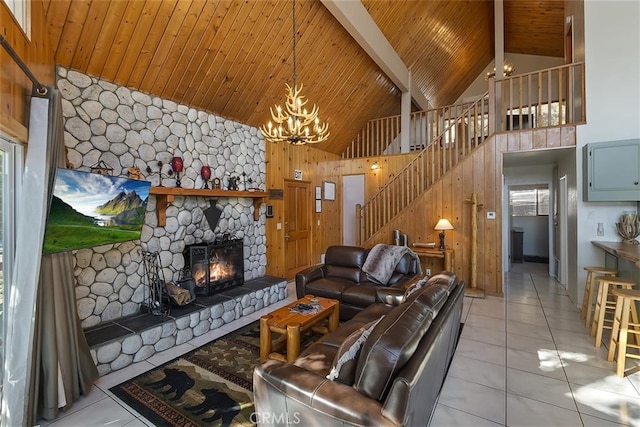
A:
[[57, 67, 267, 328]]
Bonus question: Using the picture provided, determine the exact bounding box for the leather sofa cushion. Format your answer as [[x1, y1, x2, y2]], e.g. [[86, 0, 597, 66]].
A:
[[325, 265, 361, 283], [325, 245, 367, 268], [293, 343, 335, 377], [326, 318, 382, 385], [353, 285, 447, 401], [342, 284, 379, 307], [352, 304, 394, 323], [304, 278, 353, 302], [394, 253, 413, 274], [427, 271, 459, 293], [310, 318, 370, 348]]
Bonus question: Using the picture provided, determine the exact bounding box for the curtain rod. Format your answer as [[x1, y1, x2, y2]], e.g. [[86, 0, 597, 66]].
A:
[[0, 34, 48, 96]]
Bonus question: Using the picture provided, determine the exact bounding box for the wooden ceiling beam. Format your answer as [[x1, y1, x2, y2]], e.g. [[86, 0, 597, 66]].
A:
[[321, 0, 429, 111]]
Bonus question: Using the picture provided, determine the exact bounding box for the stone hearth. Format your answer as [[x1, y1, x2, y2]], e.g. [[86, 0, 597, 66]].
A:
[[85, 276, 287, 376]]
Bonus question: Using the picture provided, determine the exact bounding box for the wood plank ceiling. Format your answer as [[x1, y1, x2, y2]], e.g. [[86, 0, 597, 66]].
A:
[[44, 0, 564, 155]]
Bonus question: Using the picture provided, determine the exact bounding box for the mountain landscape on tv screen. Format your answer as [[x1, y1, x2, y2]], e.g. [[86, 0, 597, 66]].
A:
[[43, 169, 150, 253]]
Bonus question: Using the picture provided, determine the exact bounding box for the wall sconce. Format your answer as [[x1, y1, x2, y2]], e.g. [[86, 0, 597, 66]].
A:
[[434, 218, 454, 251], [486, 63, 515, 79], [371, 161, 380, 170]]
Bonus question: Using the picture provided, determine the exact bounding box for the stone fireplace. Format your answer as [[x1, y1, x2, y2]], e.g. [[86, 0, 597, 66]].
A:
[[58, 66, 268, 329], [184, 238, 244, 296], [59, 67, 289, 378]]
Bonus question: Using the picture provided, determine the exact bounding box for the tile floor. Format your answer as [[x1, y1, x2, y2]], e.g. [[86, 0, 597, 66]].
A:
[[39, 265, 640, 426], [431, 262, 640, 427]]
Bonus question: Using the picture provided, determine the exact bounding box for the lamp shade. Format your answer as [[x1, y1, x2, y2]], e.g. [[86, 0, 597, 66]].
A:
[[434, 218, 454, 230]]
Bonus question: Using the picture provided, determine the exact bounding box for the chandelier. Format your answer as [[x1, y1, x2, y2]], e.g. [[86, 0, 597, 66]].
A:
[[260, 0, 329, 145]]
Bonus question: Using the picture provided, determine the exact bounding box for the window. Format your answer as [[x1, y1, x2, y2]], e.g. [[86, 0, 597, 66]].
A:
[[510, 187, 549, 216], [0, 136, 23, 406], [2, 0, 30, 38]]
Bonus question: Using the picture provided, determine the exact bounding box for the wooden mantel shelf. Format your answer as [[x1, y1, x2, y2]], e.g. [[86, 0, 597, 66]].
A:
[[149, 187, 267, 226]]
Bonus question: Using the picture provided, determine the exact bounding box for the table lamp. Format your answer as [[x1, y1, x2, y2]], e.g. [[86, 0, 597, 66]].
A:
[[434, 218, 454, 251]]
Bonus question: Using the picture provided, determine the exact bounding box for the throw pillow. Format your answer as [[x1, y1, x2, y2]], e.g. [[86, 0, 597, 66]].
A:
[[403, 276, 430, 300], [326, 318, 382, 385]]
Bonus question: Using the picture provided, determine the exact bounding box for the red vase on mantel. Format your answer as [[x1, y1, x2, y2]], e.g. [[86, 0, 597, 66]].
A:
[[171, 156, 183, 187], [201, 165, 211, 189]]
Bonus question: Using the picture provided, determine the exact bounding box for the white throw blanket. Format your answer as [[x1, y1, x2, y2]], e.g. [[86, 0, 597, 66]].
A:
[[362, 244, 421, 285]]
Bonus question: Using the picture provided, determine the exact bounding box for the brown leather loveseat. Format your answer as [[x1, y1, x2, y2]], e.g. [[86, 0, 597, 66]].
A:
[[254, 272, 465, 426], [295, 245, 421, 320]]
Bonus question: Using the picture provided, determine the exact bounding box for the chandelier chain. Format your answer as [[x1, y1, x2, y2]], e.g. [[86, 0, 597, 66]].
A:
[[259, 0, 329, 144], [292, 0, 297, 87]]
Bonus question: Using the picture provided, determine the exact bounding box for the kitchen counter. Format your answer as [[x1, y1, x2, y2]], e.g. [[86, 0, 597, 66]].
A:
[[591, 241, 640, 268]]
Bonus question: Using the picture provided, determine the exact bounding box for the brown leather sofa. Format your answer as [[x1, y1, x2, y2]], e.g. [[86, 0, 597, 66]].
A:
[[254, 272, 465, 426], [295, 245, 421, 320]]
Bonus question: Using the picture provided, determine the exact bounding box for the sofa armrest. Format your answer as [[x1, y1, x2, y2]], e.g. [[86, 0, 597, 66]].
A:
[[253, 359, 395, 427], [375, 287, 406, 306], [295, 265, 326, 298]]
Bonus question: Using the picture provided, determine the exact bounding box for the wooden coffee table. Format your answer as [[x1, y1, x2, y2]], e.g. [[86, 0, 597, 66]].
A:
[[260, 295, 339, 363]]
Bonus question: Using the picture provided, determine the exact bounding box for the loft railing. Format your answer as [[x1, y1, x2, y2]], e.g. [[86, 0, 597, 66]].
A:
[[495, 62, 585, 132], [344, 62, 586, 160], [358, 62, 586, 243], [342, 102, 477, 159]]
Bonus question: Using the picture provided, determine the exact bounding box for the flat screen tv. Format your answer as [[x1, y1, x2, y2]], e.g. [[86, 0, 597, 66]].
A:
[[43, 168, 151, 254]]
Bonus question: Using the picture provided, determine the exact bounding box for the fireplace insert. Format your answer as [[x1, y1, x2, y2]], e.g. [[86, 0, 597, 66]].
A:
[[183, 238, 244, 296]]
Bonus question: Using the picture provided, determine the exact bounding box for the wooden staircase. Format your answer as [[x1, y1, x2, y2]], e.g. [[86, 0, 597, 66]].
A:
[[346, 63, 585, 294]]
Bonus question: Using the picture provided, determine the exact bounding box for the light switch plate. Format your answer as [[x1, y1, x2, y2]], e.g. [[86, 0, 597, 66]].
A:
[[487, 211, 496, 219]]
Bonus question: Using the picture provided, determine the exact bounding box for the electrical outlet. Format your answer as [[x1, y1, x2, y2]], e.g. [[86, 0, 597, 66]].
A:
[[425, 268, 431, 277]]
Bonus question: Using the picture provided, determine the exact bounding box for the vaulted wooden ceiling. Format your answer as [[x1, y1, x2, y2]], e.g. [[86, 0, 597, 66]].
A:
[[44, 0, 564, 155]]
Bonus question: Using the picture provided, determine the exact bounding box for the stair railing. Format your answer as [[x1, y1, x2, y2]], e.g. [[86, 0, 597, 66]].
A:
[[358, 62, 585, 243], [361, 94, 490, 241]]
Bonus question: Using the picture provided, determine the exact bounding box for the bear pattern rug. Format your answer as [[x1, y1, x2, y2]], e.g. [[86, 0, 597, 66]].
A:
[[110, 322, 320, 426]]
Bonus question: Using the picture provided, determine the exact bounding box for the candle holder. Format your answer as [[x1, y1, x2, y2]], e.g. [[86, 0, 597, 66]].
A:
[[145, 160, 174, 186], [171, 156, 183, 188], [201, 165, 212, 189]]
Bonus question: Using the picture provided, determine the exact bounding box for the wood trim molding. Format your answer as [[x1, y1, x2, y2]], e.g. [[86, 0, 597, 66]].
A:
[[0, 114, 28, 143]]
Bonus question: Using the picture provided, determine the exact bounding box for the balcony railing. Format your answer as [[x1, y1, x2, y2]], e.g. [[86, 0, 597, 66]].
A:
[[356, 62, 585, 243], [494, 62, 586, 132], [344, 62, 585, 160]]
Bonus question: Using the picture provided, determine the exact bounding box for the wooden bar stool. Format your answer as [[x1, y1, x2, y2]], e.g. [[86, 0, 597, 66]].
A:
[[581, 267, 617, 328], [591, 276, 636, 347], [606, 289, 640, 377]]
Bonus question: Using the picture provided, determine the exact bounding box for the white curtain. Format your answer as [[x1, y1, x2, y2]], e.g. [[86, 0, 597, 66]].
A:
[[3, 88, 97, 426], [2, 95, 51, 426]]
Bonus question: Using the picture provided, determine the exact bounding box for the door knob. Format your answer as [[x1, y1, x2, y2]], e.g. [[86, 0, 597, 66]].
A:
[[285, 234, 291, 240]]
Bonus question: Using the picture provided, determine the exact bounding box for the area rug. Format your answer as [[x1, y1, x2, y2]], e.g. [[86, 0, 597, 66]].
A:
[[110, 321, 320, 426]]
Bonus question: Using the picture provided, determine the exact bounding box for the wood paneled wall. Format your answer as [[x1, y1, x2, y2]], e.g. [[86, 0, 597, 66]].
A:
[[265, 146, 414, 279], [356, 126, 576, 296], [265, 143, 341, 278], [0, 0, 55, 142]]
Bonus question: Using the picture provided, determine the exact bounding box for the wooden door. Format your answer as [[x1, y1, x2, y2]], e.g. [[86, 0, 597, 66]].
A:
[[284, 180, 311, 278]]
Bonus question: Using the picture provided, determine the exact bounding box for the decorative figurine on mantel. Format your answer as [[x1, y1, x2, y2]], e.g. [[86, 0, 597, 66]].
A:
[[227, 176, 240, 191], [145, 160, 174, 186], [128, 167, 142, 180]]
